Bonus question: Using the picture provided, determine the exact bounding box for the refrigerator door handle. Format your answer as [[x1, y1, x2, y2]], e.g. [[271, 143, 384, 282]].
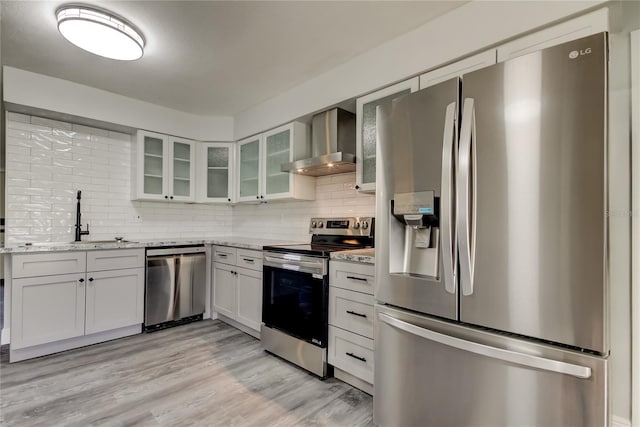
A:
[[440, 102, 457, 294], [458, 98, 477, 296], [378, 312, 592, 379]]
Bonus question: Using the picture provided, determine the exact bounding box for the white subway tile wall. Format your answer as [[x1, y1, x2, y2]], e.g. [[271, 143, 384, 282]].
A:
[[4, 112, 375, 246], [5, 113, 232, 247], [231, 173, 375, 241]]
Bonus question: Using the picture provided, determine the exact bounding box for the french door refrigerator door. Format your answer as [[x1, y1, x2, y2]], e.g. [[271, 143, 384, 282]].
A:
[[374, 305, 607, 427], [457, 32, 607, 353], [375, 78, 459, 320]]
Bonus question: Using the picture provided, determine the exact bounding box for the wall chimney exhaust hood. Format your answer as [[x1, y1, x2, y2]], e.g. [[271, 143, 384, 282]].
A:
[[282, 108, 356, 177]]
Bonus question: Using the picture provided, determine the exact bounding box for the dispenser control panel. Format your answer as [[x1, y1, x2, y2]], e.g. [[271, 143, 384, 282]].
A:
[[393, 191, 435, 216]]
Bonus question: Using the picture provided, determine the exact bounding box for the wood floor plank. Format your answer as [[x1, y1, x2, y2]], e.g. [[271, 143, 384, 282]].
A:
[[0, 320, 373, 426]]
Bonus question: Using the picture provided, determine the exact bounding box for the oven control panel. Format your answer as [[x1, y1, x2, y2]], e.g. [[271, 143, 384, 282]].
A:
[[309, 217, 374, 236]]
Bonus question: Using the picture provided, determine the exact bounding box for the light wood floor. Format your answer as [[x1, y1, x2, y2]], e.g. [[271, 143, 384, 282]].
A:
[[0, 320, 374, 426]]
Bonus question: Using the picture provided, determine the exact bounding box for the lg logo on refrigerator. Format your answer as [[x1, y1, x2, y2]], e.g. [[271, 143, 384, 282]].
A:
[[569, 48, 592, 59]]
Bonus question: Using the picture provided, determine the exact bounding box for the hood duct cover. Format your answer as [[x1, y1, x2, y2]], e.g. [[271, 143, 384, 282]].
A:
[[282, 108, 356, 176]]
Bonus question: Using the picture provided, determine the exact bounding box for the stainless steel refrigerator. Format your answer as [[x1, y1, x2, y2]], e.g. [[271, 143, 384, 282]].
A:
[[375, 32, 608, 426]]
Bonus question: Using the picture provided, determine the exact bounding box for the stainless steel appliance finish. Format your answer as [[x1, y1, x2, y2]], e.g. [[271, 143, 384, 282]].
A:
[[375, 305, 607, 427], [261, 323, 328, 378], [145, 245, 206, 330], [281, 108, 356, 176], [375, 33, 608, 426], [262, 216, 374, 378], [376, 78, 459, 320]]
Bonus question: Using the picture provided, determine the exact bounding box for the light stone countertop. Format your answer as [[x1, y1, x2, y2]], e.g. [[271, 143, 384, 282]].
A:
[[0, 236, 306, 254], [330, 248, 375, 264]]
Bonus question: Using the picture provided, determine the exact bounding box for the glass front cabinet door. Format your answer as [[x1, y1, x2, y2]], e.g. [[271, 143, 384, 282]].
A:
[[133, 130, 196, 202], [237, 136, 262, 202], [236, 122, 315, 203], [168, 136, 196, 202], [200, 142, 235, 203], [355, 77, 419, 193]]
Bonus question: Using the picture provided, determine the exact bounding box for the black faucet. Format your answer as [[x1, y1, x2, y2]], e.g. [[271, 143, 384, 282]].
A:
[[75, 190, 90, 242]]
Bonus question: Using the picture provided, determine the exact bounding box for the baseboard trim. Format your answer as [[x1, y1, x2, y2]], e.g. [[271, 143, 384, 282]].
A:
[[1, 327, 10, 345], [612, 415, 631, 427], [9, 324, 141, 362], [217, 314, 260, 339]]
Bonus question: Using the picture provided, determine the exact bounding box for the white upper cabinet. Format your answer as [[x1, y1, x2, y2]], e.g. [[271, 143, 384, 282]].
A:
[[237, 122, 315, 202], [132, 130, 196, 202], [496, 9, 609, 62], [199, 142, 235, 203], [356, 78, 419, 193], [419, 50, 496, 89], [169, 136, 196, 202], [237, 135, 263, 202]]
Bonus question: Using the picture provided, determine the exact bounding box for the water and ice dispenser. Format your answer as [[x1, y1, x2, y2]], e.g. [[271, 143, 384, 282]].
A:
[[389, 190, 440, 278]]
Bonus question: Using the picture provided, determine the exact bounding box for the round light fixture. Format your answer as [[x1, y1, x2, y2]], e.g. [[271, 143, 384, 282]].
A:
[[56, 6, 145, 61]]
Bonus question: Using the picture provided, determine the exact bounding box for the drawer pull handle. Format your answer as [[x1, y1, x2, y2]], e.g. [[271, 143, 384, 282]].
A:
[[243, 258, 255, 263], [346, 276, 368, 282], [218, 254, 228, 258], [346, 310, 367, 318], [346, 352, 367, 362]]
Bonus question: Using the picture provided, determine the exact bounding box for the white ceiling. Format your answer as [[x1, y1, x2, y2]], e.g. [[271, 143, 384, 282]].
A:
[[1, 1, 467, 117]]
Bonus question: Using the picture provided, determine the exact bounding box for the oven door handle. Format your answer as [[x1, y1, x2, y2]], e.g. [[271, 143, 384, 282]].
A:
[[264, 256, 327, 276]]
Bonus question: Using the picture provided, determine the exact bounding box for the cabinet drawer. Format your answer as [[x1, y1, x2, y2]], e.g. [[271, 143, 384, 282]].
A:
[[330, 261, 375, 294], [12, 252, 86, 278], [329, 287, 374, 339], [328, 326, 374, 384], [87, 249, 145, 272], [236, 249, 262, 271], [213, 246, 237, 265]]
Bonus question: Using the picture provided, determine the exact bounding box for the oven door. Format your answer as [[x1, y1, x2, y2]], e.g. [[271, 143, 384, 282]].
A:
[[263, 251, 329, 347]]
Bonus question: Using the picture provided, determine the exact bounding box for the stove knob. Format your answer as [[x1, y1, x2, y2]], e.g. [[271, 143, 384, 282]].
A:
[[361, 221, 369, 229], [311, 221, 317, 228], [318, 221, 324, 228], [353, 221, 360, 229]]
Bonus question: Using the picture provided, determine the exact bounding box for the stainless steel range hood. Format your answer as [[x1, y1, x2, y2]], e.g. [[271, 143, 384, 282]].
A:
[[281, 108, 356, 176]]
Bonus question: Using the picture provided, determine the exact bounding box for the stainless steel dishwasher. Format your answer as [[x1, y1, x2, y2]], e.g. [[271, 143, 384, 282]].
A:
[[145, 245, 206, 331]]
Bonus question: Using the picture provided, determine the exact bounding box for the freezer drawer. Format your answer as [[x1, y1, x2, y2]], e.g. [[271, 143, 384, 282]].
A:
[[374, 305, 607, 427]]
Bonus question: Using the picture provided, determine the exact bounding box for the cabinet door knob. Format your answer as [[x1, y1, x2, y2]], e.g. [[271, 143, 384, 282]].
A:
[[170, 196, 174, 200], [164, 195, 169, 199], [78, 278, 85, 283], [88, 277, 94, 282], [355, 185, 360, 190], [260, 195, 264, 199], [256, 196, 259, 199], [228, 198, 231, 202]]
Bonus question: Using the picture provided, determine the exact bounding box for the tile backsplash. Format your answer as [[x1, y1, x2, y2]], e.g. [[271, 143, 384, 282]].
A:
[[4, 113, 376, 247], [4, 113, 232, 247], [232, 173, 375, 242]]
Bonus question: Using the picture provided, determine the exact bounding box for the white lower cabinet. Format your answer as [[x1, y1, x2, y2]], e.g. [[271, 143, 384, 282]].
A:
[[10, 249, 145, 362], [328, 260, 375, 394], [12, 272, 86, 349], [212, 246, 263, 336], [85, 268, 145, 335]]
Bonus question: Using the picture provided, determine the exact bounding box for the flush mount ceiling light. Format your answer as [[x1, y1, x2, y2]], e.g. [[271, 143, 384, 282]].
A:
[[56, 6, 145, 60]]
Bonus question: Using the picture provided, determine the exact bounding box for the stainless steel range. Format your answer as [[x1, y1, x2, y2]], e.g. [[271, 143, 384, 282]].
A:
[[262, 216, 374, 378]]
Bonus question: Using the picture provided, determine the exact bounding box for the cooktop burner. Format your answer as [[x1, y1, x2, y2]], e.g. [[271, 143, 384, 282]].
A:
[[263, 216, 374, 257]]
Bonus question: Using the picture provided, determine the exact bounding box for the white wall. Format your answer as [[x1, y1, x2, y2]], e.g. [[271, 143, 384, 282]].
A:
[[234, 0, 604, 139], [4, 112, 232, 247], [232, 172, 374, 242], [3, 67, 234, 142], [630, 27, 640, 427]]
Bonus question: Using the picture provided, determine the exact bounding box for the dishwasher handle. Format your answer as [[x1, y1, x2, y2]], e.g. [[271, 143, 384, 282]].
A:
[[147, 246, 205, 256]]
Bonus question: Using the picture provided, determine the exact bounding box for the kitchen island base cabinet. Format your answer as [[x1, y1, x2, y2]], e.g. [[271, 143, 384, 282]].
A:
[[9, 249, 145, 362]]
